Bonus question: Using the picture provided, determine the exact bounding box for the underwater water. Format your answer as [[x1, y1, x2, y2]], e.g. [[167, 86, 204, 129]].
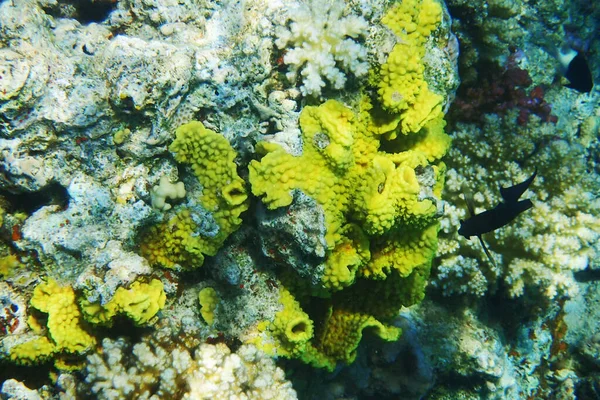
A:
[[0, 0, 598, 398]]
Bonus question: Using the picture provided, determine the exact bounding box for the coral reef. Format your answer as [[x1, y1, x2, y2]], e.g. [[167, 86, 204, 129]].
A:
[[0, 0, 460, 388], [250, 90, 447, 294], [198, 287, 218, 325], [2, 0, 597, 398], [377, 0, 446, 132], [80, 279, 166, 326], [247, 0, 457, 370], [430, 0, 599, 303]]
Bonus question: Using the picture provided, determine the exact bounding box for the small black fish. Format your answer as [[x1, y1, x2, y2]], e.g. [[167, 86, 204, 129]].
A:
[[573, 268, 600, 283], [459, 170, 537, 266], [558, 48, 594, 93]]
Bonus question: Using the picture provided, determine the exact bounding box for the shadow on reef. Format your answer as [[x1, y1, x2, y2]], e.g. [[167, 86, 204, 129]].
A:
[[575, 375, 600, 400], [93, 315, 156, 343], [40, 0, 116, 24], [481, 281, 550, 342], [0, 182, 70, 216], [0, 361, 54, 391]]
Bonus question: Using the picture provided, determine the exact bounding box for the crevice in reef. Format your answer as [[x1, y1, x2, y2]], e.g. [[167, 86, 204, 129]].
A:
[[0, 182, 70, 215], [41, 0, 117, 24]]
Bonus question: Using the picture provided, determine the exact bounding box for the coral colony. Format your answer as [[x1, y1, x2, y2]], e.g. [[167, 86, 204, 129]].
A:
[[0, 0, 598, 398]]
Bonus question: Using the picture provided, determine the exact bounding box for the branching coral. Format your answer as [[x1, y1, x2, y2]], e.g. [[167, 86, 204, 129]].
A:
[[274, 0, 369, 96], [434, 96, 600, 298], [83, 336, 297, 399]]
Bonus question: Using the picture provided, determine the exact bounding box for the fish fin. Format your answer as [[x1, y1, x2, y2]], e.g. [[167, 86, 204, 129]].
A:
[[513, 198, 533, 215], [461, 183, 476, 217], [500, 169, 537, 203], [478, 235, 498, 270]]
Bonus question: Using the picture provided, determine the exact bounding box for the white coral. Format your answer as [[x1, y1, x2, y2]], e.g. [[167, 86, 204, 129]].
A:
[[83, 337, 297, 400], [184, 343, 296, 400], [434, 92, 600, 299], [275, 0, 369, 96]]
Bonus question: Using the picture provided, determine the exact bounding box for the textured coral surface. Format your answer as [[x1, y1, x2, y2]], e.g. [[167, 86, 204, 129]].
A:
[[1, 0, 599, 398]]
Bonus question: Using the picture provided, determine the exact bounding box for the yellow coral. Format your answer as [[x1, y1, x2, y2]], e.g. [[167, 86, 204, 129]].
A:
[[0, 254, 21, 277], [9, 336, 56, 366], [377, 0, 444, 134], [27, 314, 45, 333], [251, 99, 445, 289], [29, 280, 96, 353], [250, 101, 353, 248], [246, 0, 450, 372], [9, 279, 96, 366], [249, 98, 448, 368], [169, 121, 249, 216], [365, 223, 440, 279], [250, 287, 314, 359], [249, 277, 408, 371], [322, 224, 370, 290], [406, 116, 452, 162], [382, 0, 442, 48], [81, 279, 166, 326], [317, 308, 401, 364], [140, 209, 205, 269], [199, 287, 219, 325], [140, 121, 249, 269]]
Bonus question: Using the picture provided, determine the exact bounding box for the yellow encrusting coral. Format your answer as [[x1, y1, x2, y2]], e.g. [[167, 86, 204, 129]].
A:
[[377, 0, 444, 134], [248, 0, 450, 370], [249, 287, 314, 359], [365, 224, 440, 279], [169, 121, 249, 217], [198, 287, 219, 325], [407, 116, 452, 162], [140, 121, 249, 269], [8, 279, 96, 366], [8, 337, 56, 366], [322, 224, 371, 290], [250, 100, 354, 250], [140, 209, 205, 269], [317, 308, 401, 364], [249, 97, 447, 368], [81, 279, 166, 326], [0, 253, 21, 277], [250, 98, 446, 287]]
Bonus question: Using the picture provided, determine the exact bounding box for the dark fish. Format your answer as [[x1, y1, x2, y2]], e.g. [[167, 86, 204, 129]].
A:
[[459, 170, 537, 266], [558, 48, 593, 93], [574, 268, 600, 283]]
